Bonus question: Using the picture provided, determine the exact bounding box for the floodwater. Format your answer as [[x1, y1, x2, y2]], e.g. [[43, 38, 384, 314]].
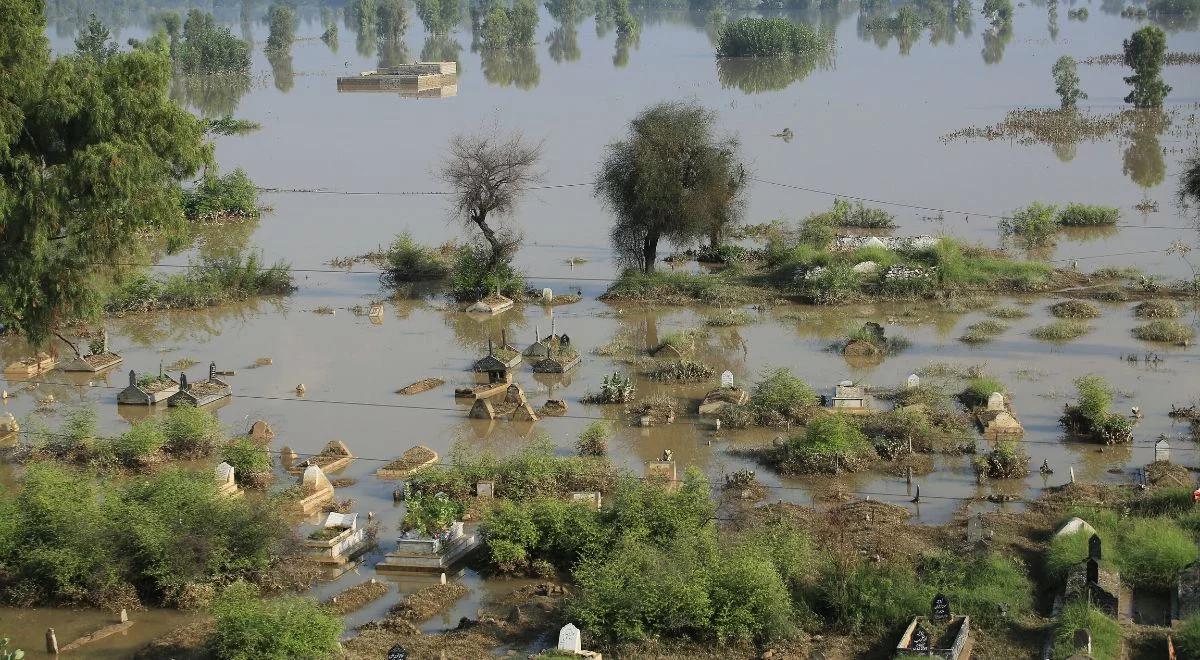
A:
[[6, 0, 1200, 653]]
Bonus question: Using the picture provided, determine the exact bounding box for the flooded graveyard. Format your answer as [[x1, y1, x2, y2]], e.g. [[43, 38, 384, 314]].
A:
[[2, 0, 1200, 657]]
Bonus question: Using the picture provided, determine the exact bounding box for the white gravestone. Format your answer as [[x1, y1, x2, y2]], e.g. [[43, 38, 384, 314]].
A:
[[216, 462, 236, 486], [987, 392, 1006, 411], [542, 288, 553, 302], [721, 371, 734, 388], [558, 623, 582, 653], [1155, 438, 1170, 463], [906, 374, 920, 389]]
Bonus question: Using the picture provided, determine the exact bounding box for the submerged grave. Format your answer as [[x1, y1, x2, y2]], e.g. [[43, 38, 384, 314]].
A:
[[375, 521, 481, 574], [975, 391, 1025, 438], [288, 440, 355, 475], [117, 367, 179, 405], [167, 363, 231, 408], [293, 464, 336, 516], [465, 292, 514, 316], [3, 352, 57, 377], [336, 62, 458, 94], [306, 512, 369, 565], [377, 445, 439, 479], [60, 332, 122, 373]]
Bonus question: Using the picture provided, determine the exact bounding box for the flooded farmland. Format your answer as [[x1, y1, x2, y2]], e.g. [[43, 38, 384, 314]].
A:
[[3, 0, 1200, 656]]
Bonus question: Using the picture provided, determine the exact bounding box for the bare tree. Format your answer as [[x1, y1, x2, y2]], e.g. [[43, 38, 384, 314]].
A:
[[439, 130, 544, 270]]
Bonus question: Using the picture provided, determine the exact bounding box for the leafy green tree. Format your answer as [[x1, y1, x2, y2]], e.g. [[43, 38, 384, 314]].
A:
[[1181, 150, 1200, 208], [1123, 25, 1171, 108], [0, 0, 211, 344], [208, 581, 343, 660], [265, 4, 297, 54], [1052, 55, 1086, 109], [74, 14, 118, 62], [416, 0, 464, 34], [1001, 201, 1059, 248], [595, 101, 748, 273], [176, 9, 251, 74]]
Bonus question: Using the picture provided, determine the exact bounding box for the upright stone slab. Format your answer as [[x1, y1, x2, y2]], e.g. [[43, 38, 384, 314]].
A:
[[215, 461, 240, 498], [721, 370, 734, 388], [967, 514, 984, 544], [387, 643, 409, 660], [910, 624, 931, 652], [1073, 628, 1092, 655], [906, 374, 920, 389], [1089, 534, 1102, 561], [557, 623, 582, 653], [249, 420, 274, 441], [1156, 438, 1171, 463], [476, 480, 495, 498], [1087, 558, 1100, 585], [931, 593, 951, 623], [987, 392, 1006, 411]]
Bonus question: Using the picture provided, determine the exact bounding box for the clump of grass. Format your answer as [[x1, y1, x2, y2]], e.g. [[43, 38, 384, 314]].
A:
[[1133, 299, 1181, 319], [1177, 615, 1200, 660], [646, 359, 716, 382], [1052, 602, 1122, 660], [705, 310, 755, 327], [986, 305, 1029, 319], [601, 269, 771, 307], [960, 376, 1005, 408], [1060, 375, 1133, 444], [1056, 204, 1119, 226], [972, 441, 1029, 479], [773, 413, 876, 474], [380, 232, 453, 284], [1049, 300, 1101, 319], [182, 168, 260, 221], [1031, 319, 1091, 342], [1091, 286, 1128, 302], [576, 421, 611, 456], [960, 320, 1008, 344], [1132, 320, 1194, 343], [1115, 517, 1198, 589], [1046, 527, 1119, 584]]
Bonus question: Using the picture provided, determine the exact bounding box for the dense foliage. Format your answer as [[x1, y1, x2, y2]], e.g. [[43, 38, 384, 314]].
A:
[[1123, 26, 1171, 108], [0, 463, 289, 608], [0, 0, 211, 342], [106, 251, 294, 314], [182, 168, 260, 221], [1060, 375, 1133, 443], [176, 9, 251, 74], [479, 0, 539, 49], [265, 4, 297, 54], [774, 413, 876, 474], [380, 232, 454, 283], [715, 17, 832, 58], [1052, 56, 1086, 110], [208, 581, 343, 660]]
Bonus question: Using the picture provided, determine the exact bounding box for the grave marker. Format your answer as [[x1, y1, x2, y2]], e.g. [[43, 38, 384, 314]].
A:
[[987, 392, 1005, 411], [387, 643, 409, 660], [910, 624, 931, 652], [558, 623, 582, 653], [721, 370, 734, 388], [1087, 558, 1099, 585], [1088, 534, 1102, 561], [476, 480, 495, 499], [1156, 438, 1171, 463], [931, 593, 951, 623], [906, 374, 920, 389], [1073, 628, 1092, 655], [967, 514, 984, 544]]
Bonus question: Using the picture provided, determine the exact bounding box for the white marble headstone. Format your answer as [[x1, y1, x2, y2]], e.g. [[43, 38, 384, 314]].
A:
[[558, 623, 581, 653], [216, 461, 236, 485], [906, 374, 920, 389], [1155, 438, 1171, 463], [986, 392, 1005, 411], [721, 370, 734, 388]]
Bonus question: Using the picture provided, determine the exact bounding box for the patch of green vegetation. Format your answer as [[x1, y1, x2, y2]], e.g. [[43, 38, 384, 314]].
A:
[[1148, 0, 1200, 13], [175, 9, 252, 75], [987, 305, 1030, 319], [959, 376, 1005, 408], [221, 437, 273, 477], [820, 199, 896, 229], [1176, 614, 1200, 660], [1046, 526, 1119, 584], [380, 232, 453, 283], [1049, 300, 1101, 319], [1000, 202, 1059, 248], [202, 115, 261, 135], [1060, 375, 1133, 444], [1052, 602, 1121, 660], [772, 414, 876, 474], [0, 463, 288, 608], [972, 441, 1029, 478], [107, 252, 294, 314], [960, 320, 1009, 343], [601, 269, 771, 307], [403, 492, 464, 537], [1132, 319, 1194, 343], [577, 421, 611, 456], [182, 168, 259, 221], [1133, 299, 1181, 319], [1116, 517, 1198, 589], [450, 243, 525, 301], [646, 359, 715, 383], [208, 581, 343, 659], [1056, 204, 1119, 226], [1031, 319, 1091, 341], [715, 17, 833, 58], [705, 310, 755, 327]]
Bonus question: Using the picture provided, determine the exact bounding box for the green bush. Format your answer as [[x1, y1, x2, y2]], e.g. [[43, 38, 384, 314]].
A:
[[1001, 202, 1059, 247], [1132, 319, 1194, 343], [107, 252, 294, 314], [715, 17, 832, 58], [380, 232, 452, 283], [918, 552, 1033, 627], [175, 10, 251, 75], [1177, 614, 1200, 660], [777, 414, 875, 473], [403, 492, 464, 536], [160, 404, 224, 457], [1049, 300, 1101, 319], [973, 441, 1029, 479], [1056, 204, 1119, 226], [182, 168, 259, 221], [577, 421, 611, 456], [817, 560, 927, 635], [1046, 528, 1116, 584], [1051, 602, 1121, 660], [221, 437, 273, 475], [208, 581, 343, 660], [110, 420, 168, 464], [960, 376, 1005, 408], [450, 243, 525, 300]]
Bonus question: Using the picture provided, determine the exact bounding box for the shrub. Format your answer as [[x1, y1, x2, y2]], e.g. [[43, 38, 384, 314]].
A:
[[918, 552, 1033, 627], [1049, 300, 1101, 319], [1001, 202, 1058, 247], [1177, 615, 1200, 660], [1052, 602, 1121, 660], [777, 414, 875, 474], [107, 252, 294, 314], [182, 168, 259, 221], [715, 17, 832, 58], [827, 199, 895, 229], [1046, 527, 1117, 584], [1132, 320, 1194, 343], [1031, 319, 1091, 341], [748, 368, 818, 425], [647, 359, 715, 382], [175, 10, 251, 75], [450, 243, 525, 300], [380, 232, 452, 283], [1134, 299, 1181, 318], [403, 492, 464, 536], [110, 420, 167, 464], [160, 405, 223, 457], [972, 441, 1029, 478], [577, 421, 611, 456], [208, 581, 343, 660], [1116, 518, 1198, 589], [221, 438, 273, 476], [1056, 204, 1119, 226], [818, 560, 928, 635]]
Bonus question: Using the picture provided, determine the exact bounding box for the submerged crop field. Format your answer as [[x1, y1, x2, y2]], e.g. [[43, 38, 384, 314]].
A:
[[1, 0, 1199, 658]]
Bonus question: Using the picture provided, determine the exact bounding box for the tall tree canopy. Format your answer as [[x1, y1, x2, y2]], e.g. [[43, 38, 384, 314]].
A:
[[0, 0, 211, 343], [1123, 25, 1171, 109], [595, 101, 747, 273]]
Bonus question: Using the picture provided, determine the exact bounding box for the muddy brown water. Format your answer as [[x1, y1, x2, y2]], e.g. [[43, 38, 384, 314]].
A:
[[5, 2, 1200, 654]]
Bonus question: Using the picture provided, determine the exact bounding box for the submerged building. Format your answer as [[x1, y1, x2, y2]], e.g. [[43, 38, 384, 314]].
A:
[[337, 63, 458, 97]]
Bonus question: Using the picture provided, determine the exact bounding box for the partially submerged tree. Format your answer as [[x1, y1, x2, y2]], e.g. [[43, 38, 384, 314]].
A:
[[982, 0, 1013, 24], [1052, 55, 1086, 110], [265, 3, 297, 54], [74, 14, 118, 62], [1181, 149, 1200, 209], [1123, 25, 1171, 108], [595, 101, 747, 273], [439, 130, 543, 273], [0, 0, 211, 344]]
